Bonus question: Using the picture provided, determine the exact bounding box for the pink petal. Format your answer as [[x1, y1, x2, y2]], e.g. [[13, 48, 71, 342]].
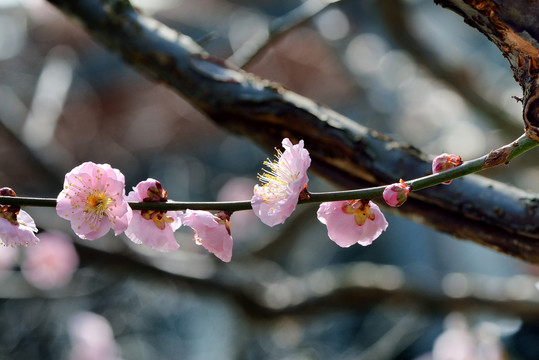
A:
[[0, 210, 39, 247], [182, 210, 233, 262]]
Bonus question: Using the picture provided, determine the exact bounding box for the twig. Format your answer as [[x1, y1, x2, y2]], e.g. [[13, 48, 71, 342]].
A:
[[228, 0, 343, 68], [1, 133, 535, 210]]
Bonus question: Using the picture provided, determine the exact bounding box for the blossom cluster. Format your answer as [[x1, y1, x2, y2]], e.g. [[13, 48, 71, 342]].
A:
[[56, 165, 233, 262], [0, 138, 461, 263]]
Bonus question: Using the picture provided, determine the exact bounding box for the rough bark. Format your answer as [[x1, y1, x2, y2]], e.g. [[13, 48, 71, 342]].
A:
[[435, 0, 539, 140], [45, 0, 539, 263]]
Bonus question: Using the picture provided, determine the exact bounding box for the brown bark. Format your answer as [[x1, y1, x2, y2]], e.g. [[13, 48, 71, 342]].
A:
[[45, 0, 539, 263], [435, 0, 539, 140]]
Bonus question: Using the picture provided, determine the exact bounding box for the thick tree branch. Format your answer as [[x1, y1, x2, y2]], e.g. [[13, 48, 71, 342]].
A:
[[378, 0, 520, 137], [434, 0, 539, 140], [45, 0, 539, 263]]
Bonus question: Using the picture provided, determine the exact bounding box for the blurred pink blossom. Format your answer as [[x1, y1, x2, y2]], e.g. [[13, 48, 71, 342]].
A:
[[68, 311, 121, 360], [252, 138, 311, 226], [181, 210, 233, 262], [22, 231, 78, 290], [317, 200, 388, 247], [431, 313, 504, 360], [125, 179, 181, 252], [218, 177, 260, 239], [383, 179, 411, 207], [0, 246, 18, 274], [432, 153, 462, 185], [57, 162, 132, 240]]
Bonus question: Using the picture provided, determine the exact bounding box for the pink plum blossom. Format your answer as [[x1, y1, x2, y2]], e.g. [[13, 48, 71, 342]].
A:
[[0, 187, 39, 247], [57, 162, 132, 240], [125, 179, 181, 252], [383, 179, 411, 207], [432, 153, 462, 185], [181, 210, 233, 262], [252, 138, 311, 226], [317, 200, 388, 247], [22, 231, 79, 290]]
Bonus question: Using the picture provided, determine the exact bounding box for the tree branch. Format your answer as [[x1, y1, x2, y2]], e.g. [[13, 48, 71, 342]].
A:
[[378, 0, 520, 137], [434, 0, 539, 140], [45, 0, 539, 263]]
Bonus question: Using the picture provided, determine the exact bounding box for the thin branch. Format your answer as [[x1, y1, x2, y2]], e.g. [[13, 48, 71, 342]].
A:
[[228, 0, 342, 68], [2, 133, 535, 210]]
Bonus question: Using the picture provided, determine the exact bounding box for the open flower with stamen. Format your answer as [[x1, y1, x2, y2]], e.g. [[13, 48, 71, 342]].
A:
[[432, 153, 463, 185], [252, 138, 311, 226], [0, 187, 39, 247], [125, 179, 182, 252], [317, 200, 388, 247], [181, 210, 233, 262], [56, 162, 132, 240]]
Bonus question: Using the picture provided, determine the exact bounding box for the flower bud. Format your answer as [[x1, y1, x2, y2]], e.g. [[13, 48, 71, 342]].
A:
[[383, 179, 410, 207], [432, 153, 462, 184]]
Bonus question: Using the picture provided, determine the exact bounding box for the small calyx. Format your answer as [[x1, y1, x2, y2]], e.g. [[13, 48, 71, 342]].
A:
[[216, 211, 232, 235], [141, 181, 173, 230], [341, 200, 375, 226], [0, 187, 20, 225]]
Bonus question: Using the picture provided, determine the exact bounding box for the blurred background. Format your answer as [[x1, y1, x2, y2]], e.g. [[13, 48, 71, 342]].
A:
[[0, 0, 538, 358]]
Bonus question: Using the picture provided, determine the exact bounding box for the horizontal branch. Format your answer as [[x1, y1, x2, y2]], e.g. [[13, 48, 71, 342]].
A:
[[44, 0, 539, 263], [52, 242, 539, 320], [3, 133, 536, 211]]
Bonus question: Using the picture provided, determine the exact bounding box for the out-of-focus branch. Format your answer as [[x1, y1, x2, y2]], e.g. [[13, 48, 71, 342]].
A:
[[228, 0, 342, 68], [434, 0, 539, 141], [378, 0, 521, 137], [44, 0, 539, 263], [10, 242, 539, 320]]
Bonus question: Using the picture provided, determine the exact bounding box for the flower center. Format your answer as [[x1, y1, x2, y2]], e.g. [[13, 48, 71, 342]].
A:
[[257, 149, 299, 202], [342, 200, 375, 226], [84, 191, 113, 222]]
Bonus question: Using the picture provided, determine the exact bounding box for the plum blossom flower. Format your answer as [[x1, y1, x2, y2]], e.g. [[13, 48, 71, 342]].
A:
[[432, 153, 462, 185], [0, 187, 39, 247], [22, 231, 79, 290], [317, 200, 388, 247], [383, 179, 411, 207], [252, 138, 311, 226], [125, 179, 181, 252], [181, 210, 233, 262], [57, 162, 132, 240]]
